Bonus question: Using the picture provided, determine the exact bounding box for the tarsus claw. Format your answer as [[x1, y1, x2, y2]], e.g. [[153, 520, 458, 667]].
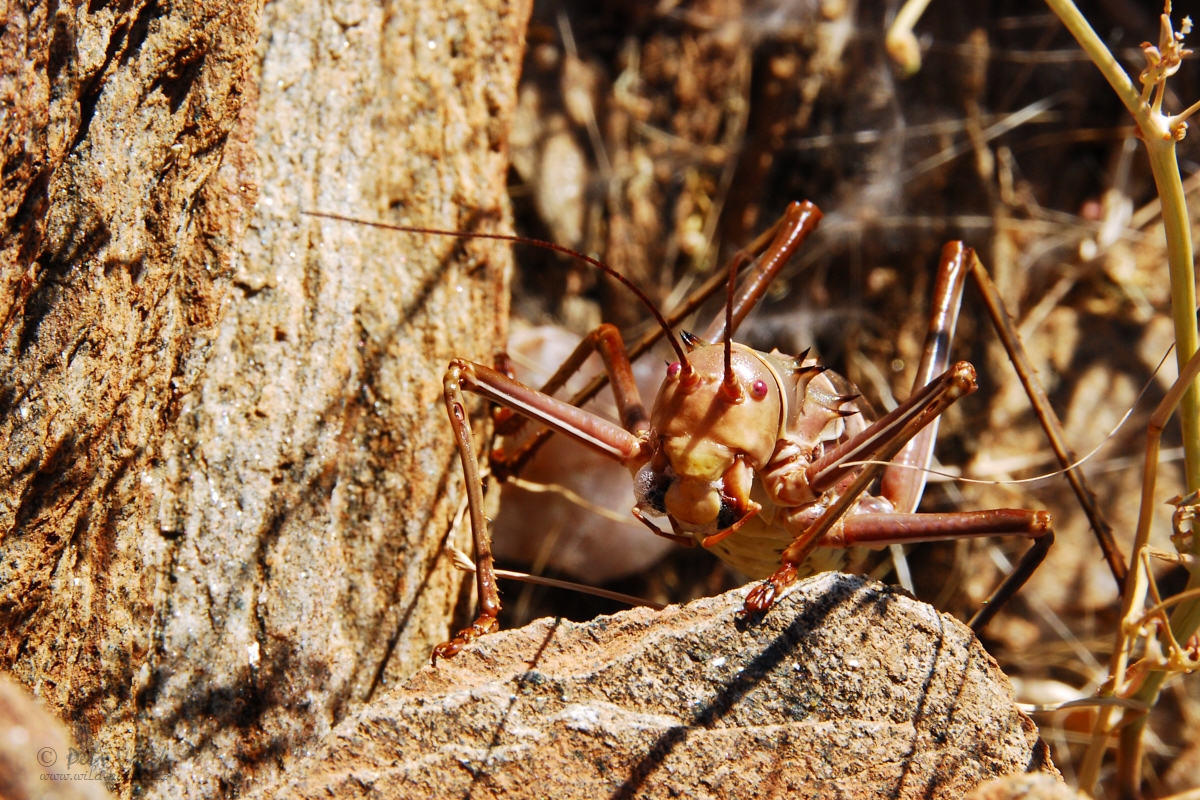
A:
[[739, 563, 798, 617], [741, 582, 777, 615], [431, 614, 499, 665]]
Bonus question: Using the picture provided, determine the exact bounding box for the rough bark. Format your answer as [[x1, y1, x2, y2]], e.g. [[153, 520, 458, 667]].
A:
[[253, 575, 1060, 800], [0, 0, 528, 796]]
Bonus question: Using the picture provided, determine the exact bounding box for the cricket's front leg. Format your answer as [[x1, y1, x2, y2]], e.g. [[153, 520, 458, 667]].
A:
[[491, 323, 650, 480], [433, 358, 646, 663], [433, 363, 501, 664]]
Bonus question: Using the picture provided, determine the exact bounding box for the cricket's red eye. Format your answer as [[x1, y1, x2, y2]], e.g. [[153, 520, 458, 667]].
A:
[[751, 379, 769, 398], [667, 361, 682, 378]]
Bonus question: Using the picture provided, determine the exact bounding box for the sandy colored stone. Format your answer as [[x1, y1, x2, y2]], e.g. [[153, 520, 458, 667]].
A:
[[965, 772, 1086, 800], [1, 0, 529, 796], [258, 573, 1057, 799]]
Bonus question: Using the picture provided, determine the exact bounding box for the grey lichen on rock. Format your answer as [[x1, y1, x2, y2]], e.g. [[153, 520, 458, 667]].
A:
[[258, 573, 1059, 799], [1, 0, 530, 797]]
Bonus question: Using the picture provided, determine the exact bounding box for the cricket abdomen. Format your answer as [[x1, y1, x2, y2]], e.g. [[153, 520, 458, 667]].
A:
[[703, 512, 848, 580]]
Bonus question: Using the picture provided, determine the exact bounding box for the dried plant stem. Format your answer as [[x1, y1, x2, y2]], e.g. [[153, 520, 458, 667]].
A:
[[1044, 1, 1200, 796], [1112, 146, 1200, 800], [1078, 346, 1200, 793], [1045, 0, 1200, 491], [968, 258, 1125, 586], [886, 0, 934, 75], [1144, 143, 1200, 493]]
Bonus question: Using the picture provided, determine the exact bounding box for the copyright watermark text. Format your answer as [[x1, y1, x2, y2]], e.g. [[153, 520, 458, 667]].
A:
[[35, 746, 118, 786]]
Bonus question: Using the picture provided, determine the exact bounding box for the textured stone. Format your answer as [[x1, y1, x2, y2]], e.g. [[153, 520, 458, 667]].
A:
[[0, 0, 529, 796], [258, 573, 1057, 799]]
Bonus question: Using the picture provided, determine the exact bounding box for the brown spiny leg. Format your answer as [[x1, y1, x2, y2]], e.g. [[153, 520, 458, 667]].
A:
[[878, 246, 1087, 625], [434, 361, 501, 663], [742, 361, 980, 615], [880, 241, 969, 515], [742, 509, 1055, 619], [702, 200, 825, 344], [967, 527, 1055, 632], [498, 201, 823, 479], [840, 510, 1055, 633], [868, 246, 1117, 627], [434, 359, 644, 662], [887, 247, 1062, 627], [493, 323, 649, 454]]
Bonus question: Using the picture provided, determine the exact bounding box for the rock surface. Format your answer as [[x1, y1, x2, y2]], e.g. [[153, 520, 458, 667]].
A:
[[0, 0, 528, 796], [257, 573, 1058, 799]]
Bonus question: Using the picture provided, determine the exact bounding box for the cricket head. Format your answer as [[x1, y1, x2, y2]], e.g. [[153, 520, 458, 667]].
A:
[[633, 342, 784, 542]]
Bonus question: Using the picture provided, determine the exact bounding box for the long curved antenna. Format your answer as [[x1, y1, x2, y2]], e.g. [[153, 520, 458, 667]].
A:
[[304, 210, 691, 371], [720, 246, 743, 401], [711, 200, 823, 401]]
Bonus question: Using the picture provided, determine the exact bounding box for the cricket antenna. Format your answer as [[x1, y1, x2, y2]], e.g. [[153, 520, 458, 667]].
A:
[[719, 243, 743, 402], [304, 211, 692, 372]]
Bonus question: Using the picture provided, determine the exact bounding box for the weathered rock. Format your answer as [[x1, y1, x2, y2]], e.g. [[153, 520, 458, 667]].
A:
[[257, 573, 1057, 799], [1, 0, 529, 796]]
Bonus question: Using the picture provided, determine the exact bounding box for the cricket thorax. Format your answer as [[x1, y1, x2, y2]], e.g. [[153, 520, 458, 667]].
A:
[[632, 341, 871, 554], [759, 355, 872, 508]]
